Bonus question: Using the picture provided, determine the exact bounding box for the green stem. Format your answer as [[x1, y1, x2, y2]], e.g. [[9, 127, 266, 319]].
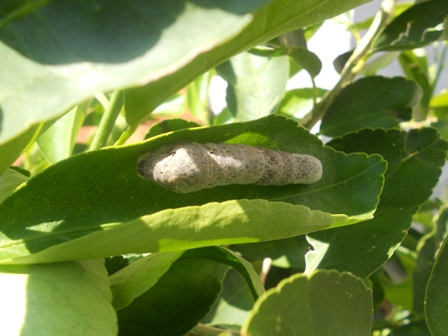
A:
[[114, 124, 138, 146], [88, 90, 123, 151], [300, 0, 397, 130]]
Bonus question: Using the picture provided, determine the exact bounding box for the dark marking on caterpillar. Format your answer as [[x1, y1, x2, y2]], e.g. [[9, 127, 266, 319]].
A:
[[137, 142, 322, 193]]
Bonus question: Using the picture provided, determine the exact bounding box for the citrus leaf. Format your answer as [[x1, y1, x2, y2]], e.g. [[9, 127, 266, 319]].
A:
[[182, 246, 265, 300], [144, 119, 201, 140], [0, 260, 117, 336], [426, 234, 448, 335], [373, 0, 448, 51], [308, 128, 448, 278], [0, 199, 333, 264], [0, 168, 29, 204], [110, 251, 185, 311], [123, 0, 371, 126], [37, 103, 87, 164], [116, 255, 228, 336], [320, 77, 422, 137], [0, 116, 386, 263], [241, 270, 372, 336], [0, 0, 269, 145], [217, 52, 289, 121]]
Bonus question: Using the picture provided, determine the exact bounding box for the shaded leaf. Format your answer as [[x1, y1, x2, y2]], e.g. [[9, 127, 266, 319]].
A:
[[231, 235, 309, 269], [373, 0, 448, 51], [289, 47, 322, 78], [333, 50, 353, 74], [202, 267, 255, 328], [320, 77, 422, 137], [399, 50, 432, 119], [242, 270, 372, 336], [412, 236, 436, 315], [0, 260, 117, 335], [425, 234, 448, 335], [308, 128, 448, 277], [144, 119, 202, 140], [123, 0, 371, 126], [182, 246, 265, 300], [0, 0, 269, 145], [117, 254, 228, 336]]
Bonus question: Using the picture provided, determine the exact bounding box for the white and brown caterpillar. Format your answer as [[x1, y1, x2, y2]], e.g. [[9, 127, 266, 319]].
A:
[[137, 142, 322, 193]]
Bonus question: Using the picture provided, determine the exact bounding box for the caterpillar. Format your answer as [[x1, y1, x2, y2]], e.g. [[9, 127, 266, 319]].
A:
[[137, 142, 322, 193]]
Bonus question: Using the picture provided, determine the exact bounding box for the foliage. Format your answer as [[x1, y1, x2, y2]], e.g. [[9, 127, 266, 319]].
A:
[[0, 0, 447, 335]]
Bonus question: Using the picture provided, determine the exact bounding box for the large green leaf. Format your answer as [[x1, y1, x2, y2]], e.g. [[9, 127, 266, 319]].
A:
[[117, 253, 228, 336], [426, 234, 448, 335], [0, 199, 334, 264], [123, 0, 370, 126], [373, 0, 448, 51], [217, 52, 289, 121], [320, 77, 421, 137], [0, 259, 117, 336], [0, 116, 386, 263], [0, 0, 270, 146], [241, 270, 372, 335], [307, 128, 448, 278]]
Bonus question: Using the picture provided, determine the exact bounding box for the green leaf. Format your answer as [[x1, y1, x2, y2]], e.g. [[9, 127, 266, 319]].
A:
[[110, 251, 185, 311], [116, 255, 228, 336], [241, 270, 372, 335], [0, 117, 57, 176], [144, 119, 202, 140], [382, 248, 415, 310], [399, 50, 433, 119], [37, 103, 87, 164], [426, 234, 448, 335], [288, 47, 322, 78], [182, 246, 265, 300], [123, 0, 371, 125], [320, 77, 422, 137], [278, 88, 327, 120], [231, 235, 309, 269], [0, 260, 117, 335], [333, 50, 353, 74], [413, 236, 436, 315], [0, 0, 269, 145], [359, 51, 400, 76], [217, 52, 289, 121], [0, 115, 386, 263], [373, 0, 448, 51], [308, 128, 448, 277], [0, 168, 29, 204], [186, 71, 213, 125], [202, 267, 255, 328], [1, 199, 334, 264]]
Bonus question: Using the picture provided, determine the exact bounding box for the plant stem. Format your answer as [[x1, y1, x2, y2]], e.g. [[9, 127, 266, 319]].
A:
[[300, 0, 397, 130], [88, 90, 123, 151], [114, 124, 138, 146]]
